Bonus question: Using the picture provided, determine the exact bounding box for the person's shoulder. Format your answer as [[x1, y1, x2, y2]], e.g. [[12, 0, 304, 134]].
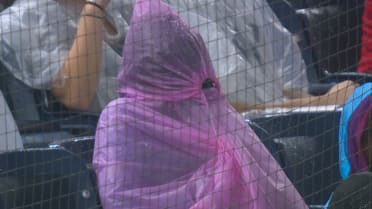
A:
[[103, 98, 137, 112], [99, 98, 139, 124], [96, 98, 143, 139]]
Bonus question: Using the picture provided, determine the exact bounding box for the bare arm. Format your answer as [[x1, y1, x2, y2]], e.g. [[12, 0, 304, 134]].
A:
[[232, 80, 359, 112], [52, 3, 108, 111]]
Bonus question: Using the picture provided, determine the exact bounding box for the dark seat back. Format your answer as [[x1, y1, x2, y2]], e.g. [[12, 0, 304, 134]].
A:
[[0, 0, 15, 12], [266, 0, 320, 83], [250, 111, 341, 206], [268, 0, 367, 96], [0, 149, 100, 209], [298, 1, 365, 75], [50, 136, 95, 165], [0, 59, 40, 128]]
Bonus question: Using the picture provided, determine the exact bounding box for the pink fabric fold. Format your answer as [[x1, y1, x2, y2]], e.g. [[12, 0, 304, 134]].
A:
[[93, 0, 308, 208], [348, 95, 372, 174]]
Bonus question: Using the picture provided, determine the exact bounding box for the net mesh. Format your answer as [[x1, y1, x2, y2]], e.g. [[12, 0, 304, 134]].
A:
[[0, 0, 370, 209]]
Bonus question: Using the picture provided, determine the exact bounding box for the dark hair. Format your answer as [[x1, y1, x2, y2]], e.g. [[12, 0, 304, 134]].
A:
[[329, 172, 372, 209]]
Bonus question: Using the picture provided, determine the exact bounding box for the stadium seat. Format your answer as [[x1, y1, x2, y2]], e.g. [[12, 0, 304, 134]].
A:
[[49, 136, 95, 166], [267, 0, 368, 96], [0, 90, 23, 152], [248, 110, 341, 207], [292, 0, 364, 74], [49, 136, 98, 201], [267, 0, 320, 83], [0, 148, 100, 209], [295, 0, 367, 86]]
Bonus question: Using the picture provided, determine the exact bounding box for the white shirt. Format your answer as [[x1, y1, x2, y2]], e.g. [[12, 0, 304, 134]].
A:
[[0, 0, 129, 111], [0, 0, 309, 111], [170, 0, 309, 103]]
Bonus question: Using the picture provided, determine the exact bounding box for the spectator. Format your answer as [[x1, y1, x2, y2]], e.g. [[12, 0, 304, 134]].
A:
[[172, 0, 310, 104], [0, 0, 128, 111], [320, 84, 371, 209], [0, 0, 238, 111], [93, 0, 308, 208], [0, 0, 313, 113]]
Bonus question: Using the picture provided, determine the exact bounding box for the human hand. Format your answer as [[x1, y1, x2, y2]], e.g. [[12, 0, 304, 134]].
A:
[[323, 80, 360, 105], [327, 80, 359, 95]]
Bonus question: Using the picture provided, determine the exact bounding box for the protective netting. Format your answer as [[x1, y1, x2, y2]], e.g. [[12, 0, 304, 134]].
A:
[[0, 0, 371, 209]]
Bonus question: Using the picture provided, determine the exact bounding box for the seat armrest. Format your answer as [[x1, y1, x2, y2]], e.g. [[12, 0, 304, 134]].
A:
[[321, 72, 372, 84], [307, 82, 337, 96]]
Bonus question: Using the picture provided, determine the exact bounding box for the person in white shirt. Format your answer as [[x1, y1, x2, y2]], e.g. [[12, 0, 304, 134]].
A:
[[0, 0, 322, 113]]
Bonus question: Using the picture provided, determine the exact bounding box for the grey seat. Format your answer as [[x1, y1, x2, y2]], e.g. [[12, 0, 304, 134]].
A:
[[0, 90, 23, 152], [267, 0, 368, 96]]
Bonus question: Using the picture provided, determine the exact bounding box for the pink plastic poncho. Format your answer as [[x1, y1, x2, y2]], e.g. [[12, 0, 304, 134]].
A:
[[93, 1, 308, 208], [348, 94, 372, 174]]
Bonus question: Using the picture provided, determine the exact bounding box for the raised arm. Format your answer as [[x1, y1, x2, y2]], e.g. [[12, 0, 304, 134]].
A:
[[52, 0, 112, 111]]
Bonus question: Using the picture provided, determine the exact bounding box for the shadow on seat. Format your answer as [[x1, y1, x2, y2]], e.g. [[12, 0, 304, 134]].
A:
[[0, 148, 101, 209], [248, 111, 341, 207]]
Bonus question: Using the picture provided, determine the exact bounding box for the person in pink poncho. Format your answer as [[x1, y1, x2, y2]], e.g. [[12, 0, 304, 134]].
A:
[[93, 0, 308, 208]]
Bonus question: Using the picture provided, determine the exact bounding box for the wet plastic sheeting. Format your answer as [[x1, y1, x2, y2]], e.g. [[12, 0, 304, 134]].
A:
[[166, 0, 309, 103]]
